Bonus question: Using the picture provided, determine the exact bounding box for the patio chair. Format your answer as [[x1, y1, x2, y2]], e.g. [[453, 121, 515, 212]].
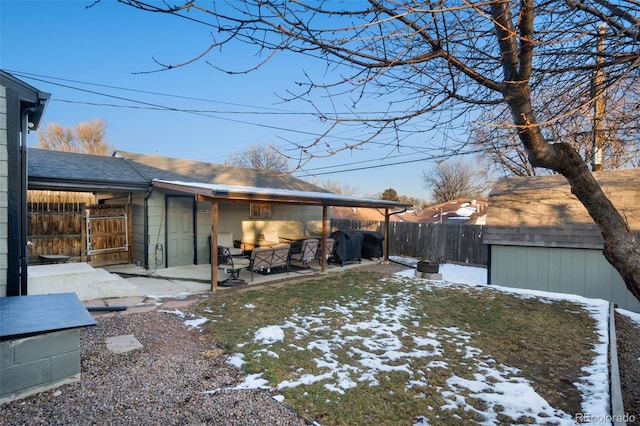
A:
[[317, 237, 335, 265], [248, 244, 291, 281], [289, 238, 320, 270], [217, 246, 251, 286], [218, 233, 243, 256]]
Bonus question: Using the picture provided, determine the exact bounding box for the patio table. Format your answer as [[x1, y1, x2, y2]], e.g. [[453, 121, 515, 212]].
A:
[[240, 239, 280, 254]]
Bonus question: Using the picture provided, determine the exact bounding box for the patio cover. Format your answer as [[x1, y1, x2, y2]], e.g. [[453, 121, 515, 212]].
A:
[[151, 179, 411, 290]]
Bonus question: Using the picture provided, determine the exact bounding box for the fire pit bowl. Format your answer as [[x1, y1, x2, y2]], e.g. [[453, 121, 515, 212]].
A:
[[416, 261, 439, 274]]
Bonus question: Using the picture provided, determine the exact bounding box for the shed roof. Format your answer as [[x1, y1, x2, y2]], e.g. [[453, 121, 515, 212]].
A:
[[485, 168, 640, 249]]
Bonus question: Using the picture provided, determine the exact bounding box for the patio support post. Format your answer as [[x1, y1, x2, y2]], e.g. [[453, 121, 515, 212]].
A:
[[210, 200, 219, 291], [321, 205, 328, 273], [384, 208, 390, 262]]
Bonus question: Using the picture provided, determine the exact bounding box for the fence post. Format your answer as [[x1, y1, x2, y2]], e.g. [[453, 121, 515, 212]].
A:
[[81, 203, 86, 262]]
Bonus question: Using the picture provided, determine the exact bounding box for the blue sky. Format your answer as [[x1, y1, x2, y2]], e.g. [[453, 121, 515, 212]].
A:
[[1, 0, 462, 200]]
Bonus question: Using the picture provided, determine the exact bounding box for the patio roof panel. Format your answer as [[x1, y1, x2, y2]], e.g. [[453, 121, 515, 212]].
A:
[[152, 179, 411, 210]]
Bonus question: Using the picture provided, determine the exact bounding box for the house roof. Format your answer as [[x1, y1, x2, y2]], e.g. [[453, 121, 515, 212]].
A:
[[28, 149, 410, 210], [0, 70, 50, 131], [28, 148, 150, 192], [484, 168, 640, 249], [114, 150, 327, 193]]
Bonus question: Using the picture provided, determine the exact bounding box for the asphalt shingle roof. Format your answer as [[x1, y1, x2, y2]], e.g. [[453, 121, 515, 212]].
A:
[[27, 149, 410, 210], [114, 150, 329, 193], [28, 148, 149, 191]]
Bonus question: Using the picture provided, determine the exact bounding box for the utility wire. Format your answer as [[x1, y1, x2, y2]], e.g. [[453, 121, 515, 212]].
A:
[[295, 149, 484, 177], [10, 70, 477, 176]]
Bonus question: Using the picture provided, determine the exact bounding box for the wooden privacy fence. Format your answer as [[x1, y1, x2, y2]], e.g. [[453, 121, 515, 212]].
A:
[[330, 219, 488, 266], [27, 202, 131, 266], [27, 202, 85, 263]]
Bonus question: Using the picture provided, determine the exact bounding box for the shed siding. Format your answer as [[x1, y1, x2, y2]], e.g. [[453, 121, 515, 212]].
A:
[[131, 202, 145, 266], [0, 85, 7, 297], [145, 191, 166, 269], [490, 245, 640, 312]]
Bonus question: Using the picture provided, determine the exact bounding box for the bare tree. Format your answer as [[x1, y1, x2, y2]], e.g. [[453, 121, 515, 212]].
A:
[[226, 144, 289, 173], [37, 118, 112, 155], [311, 179, 359, 196], [470, 88, 640, 177], [422, 159, 491, 204], [111, 1, 640, 302]]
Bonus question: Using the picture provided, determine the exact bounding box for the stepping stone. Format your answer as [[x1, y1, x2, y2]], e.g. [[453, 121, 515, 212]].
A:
[[105, 334, 143, 354]]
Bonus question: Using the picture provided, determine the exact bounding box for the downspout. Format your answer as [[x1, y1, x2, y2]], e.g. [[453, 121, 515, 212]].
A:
[[20, 107, 39, 295]]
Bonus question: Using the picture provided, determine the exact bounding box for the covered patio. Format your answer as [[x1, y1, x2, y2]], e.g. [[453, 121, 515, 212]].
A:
[[151, 179, 411, 291]]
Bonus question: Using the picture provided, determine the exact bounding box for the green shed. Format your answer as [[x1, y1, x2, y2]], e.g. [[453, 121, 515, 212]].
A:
[[485, 168, 640, 312]]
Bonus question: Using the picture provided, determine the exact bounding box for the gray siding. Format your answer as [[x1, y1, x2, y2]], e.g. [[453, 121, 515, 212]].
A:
[[195, 201, 213, 264], [490, 245, 640, 312], [0, 86, 7, 297]]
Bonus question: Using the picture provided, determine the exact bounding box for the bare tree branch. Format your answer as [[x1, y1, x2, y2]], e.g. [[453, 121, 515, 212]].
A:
[[112, 0, 640, 302]]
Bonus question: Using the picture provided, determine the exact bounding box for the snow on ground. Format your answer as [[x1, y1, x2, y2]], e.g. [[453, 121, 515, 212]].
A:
[[167, 258, 633, 425]]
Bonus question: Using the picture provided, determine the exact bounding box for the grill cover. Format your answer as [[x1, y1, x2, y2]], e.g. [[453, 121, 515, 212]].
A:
[[359, 231, 385, 259], [329, 230, 363, 265]]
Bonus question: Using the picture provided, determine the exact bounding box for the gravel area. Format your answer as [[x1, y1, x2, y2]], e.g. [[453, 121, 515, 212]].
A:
[[1, 263, 639, 425], [0, 306, 309, 426]]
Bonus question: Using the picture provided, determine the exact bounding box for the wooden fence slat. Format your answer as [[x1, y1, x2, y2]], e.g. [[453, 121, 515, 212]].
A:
[[28, 202, 130, 266], [330, 219, 488, 266]]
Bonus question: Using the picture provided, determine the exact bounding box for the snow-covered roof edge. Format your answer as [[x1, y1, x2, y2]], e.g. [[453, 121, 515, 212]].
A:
[[152, 180, 411, 209]]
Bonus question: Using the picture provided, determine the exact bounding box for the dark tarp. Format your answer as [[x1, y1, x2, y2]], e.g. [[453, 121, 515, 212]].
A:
[[358, 231, 385, 259], [329, 230, 363, 265]]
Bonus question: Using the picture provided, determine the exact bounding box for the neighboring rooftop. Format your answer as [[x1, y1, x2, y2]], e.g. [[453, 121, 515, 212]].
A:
[[412, 198, 488, 225]]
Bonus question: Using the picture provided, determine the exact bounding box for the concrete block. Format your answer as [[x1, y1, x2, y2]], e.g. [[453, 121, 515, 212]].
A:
[[0, 340, 13, 368], [50, 350, 81, 381], [415, 271, 443, 280], [14, 330, 79, 363], [0, 358, 50, 394]]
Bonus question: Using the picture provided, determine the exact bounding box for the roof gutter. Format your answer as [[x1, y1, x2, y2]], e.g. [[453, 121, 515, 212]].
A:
[[28, 178, 150, 192]]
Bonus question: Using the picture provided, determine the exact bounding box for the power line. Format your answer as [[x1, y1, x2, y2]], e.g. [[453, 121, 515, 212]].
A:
[[294, 149, 484, 177], [9, 70, 480, 176], [8, 70, 414, 116], [7, 70, 299, 113], [15, 73, 332, 137]]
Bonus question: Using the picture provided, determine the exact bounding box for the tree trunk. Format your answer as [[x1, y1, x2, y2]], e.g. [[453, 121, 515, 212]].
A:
[[504, 81, 640, 303]]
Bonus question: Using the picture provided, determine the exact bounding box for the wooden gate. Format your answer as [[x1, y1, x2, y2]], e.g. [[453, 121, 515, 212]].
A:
[[85, 204, 130, 267], [27, 202, 131, 266]]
